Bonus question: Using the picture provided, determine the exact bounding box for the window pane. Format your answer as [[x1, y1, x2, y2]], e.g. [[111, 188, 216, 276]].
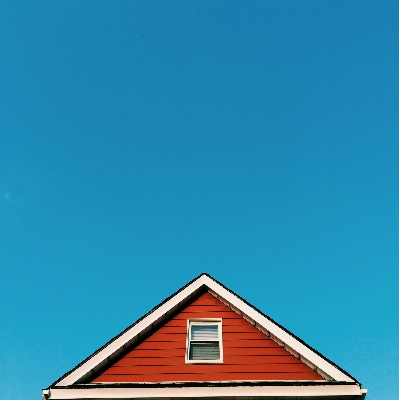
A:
[[189, 342, 220, 360], [191, 325, 218, 340]]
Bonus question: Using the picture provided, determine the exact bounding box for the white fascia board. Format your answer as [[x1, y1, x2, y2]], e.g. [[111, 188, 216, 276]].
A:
[[203, 277, 355, 382], [56, 276, 208, 386], [47, 384, 363, 399], [56, 274, 353, 386]]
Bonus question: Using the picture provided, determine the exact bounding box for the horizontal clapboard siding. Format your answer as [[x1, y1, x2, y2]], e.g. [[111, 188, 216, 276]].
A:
[[105, 364, 313, 373], [92, 292, 324, 383], [94, 372, 322, 382], [115, 355, 303, 366]]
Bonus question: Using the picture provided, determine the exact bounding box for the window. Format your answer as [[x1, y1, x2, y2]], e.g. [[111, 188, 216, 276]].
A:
[[186, 319, 223, 363]]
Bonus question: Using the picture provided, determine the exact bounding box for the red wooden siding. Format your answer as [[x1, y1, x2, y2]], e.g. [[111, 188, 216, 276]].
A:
[[92, 292, 324, 383]]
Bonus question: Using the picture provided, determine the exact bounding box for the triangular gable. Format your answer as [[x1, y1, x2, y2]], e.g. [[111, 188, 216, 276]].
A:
[[91, 291, 324, 383], [44, 274, 366, 400]]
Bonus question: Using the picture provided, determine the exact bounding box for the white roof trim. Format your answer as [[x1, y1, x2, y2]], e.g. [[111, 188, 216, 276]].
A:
[[204, 277, 354, 382], [48, 384, 363, 399], [55, 274, 356, 386]]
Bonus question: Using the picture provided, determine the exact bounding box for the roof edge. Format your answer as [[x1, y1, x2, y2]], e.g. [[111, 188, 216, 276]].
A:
[[50, 381, 360, 389], [49, 273, 208, 388], [203, 273, 360, 384]]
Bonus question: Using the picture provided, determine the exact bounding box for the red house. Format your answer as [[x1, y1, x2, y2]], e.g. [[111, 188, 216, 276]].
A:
[[43, 273, 367, 399]]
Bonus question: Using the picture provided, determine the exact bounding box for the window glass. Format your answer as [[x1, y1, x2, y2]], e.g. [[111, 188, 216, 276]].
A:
[[191, 325, 218, 340], [189, 342, 220, 360]]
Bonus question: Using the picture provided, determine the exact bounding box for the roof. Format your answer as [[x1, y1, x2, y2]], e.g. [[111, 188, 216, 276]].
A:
[[43, 273, 367, 399]]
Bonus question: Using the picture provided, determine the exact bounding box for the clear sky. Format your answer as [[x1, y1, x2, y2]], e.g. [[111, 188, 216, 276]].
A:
[[1, 1, 398, 399]]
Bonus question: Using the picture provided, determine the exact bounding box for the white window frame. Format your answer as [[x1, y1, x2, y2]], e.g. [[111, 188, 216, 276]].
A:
[[185, 319, 223, 363]]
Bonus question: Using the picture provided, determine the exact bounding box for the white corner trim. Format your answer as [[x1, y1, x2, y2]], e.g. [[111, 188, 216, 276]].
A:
[[47, 384, 363, 399], [55, 274, 355, 386]]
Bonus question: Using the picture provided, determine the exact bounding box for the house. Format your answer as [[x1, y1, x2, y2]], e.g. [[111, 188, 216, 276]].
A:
[[43, 273, 367, 399]]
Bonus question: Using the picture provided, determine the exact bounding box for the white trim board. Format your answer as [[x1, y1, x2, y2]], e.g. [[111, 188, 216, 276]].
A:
[[46, 384, 366, 399], [53, 273, 358, 387]]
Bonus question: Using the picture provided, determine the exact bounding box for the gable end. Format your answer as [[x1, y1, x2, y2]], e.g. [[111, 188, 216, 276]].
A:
[[50, 273, 360, 388]]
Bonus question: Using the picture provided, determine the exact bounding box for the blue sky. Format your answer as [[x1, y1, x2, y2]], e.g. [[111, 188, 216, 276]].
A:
[[1, 1, 398, 399]]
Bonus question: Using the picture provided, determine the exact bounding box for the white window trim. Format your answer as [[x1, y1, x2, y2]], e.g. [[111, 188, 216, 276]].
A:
[[185, 319, 223, 363]]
